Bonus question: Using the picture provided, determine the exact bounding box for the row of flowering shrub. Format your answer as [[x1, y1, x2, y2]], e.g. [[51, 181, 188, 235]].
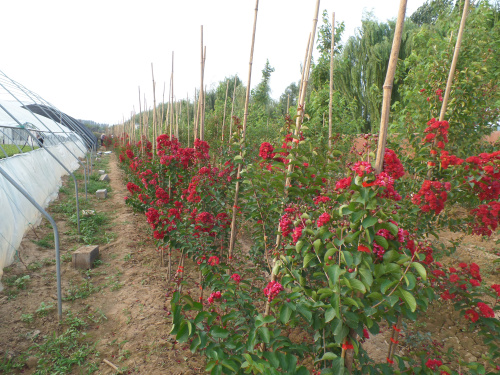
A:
[[117, 117, 499, 374]]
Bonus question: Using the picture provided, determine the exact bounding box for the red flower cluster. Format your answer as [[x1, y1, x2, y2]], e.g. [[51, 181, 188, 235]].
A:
[[491, 284, 500, 297], [352, 161, 373, 177], [411, 180, 449, 215], [231, 273, 241, 284], [313, 195, 331, 205], [477, 302, 495, 318], [440, 150, 463, 170], [259, 142, 275, 159], [335, 177, 352, 190], [208, 256, 220, 266], [263, 281, 283, 302], [279, 214, 293, 238], [145, 207, 160, 228], [317, 213, 331, 227], [425, 359, 443, 370], [207, 291, 222, 304], [383, 148, 405, 179], [126, 149, 135, 159], [423, 118, 449, 147], [126, 182, 141, 194], [470, 201, 500, 236]]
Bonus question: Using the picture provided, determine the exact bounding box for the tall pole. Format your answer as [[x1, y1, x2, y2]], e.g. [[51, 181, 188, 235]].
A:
[[228, 0, 260, 258], [222, 80, 230, 142], [374, 0, 408, 174], [439, 0, 470, 121], [328, 12, 335, 150]]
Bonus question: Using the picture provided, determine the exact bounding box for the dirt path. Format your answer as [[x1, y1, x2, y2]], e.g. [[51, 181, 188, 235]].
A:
[[0, 154, 203, 374]]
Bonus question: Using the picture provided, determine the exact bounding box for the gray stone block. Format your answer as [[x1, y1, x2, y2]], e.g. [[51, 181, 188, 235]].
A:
[[72, 245, 99, 269], [98, 170, 106, 175], [99, 174, 110, 182], [96, 189, 107, 199]]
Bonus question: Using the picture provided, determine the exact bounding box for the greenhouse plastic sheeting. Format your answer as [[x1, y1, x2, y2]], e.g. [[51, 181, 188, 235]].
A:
[[0, 140, 85, 290]]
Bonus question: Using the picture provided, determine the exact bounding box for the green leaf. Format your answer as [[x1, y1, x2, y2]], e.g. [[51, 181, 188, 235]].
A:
[[177, 321, 189, 342], [332, 356, 345, 374], [398, 287, 417, 312], [297, 304, 312, 323], [320, 352, 338, 361], [221, 359, 239, 373], [303, 253, 315, 268], [374, 235, 389, 249], [411, 262, 427, 281], [296, 240, 305, 253], [362, 216, 378, 228], [313, 239, 322, 254], [344, 231, 361, 244], [326, 265, 342, 284], [259, 327, 270, 344], [280, 304, 292, 324], [210, 326, 230, 339], [341, 251, 353, 267], [359, 268, 373, 287], [350, 279, 366, 294], [325, 307, 336, 322]]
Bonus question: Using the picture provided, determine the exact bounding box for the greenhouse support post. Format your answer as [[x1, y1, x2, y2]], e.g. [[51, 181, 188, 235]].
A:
[[0, 165, 63, 320]]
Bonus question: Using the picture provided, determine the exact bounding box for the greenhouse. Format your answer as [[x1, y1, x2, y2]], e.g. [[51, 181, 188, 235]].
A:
[[0, 69, 96, 293]]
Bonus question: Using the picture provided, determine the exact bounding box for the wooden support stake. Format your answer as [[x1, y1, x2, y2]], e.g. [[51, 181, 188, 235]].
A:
[[151, 63, 157, 157], [228, 0, 260, 259], [222, 79, 230, 141], [328, 12, 335, 150], [439, 0, 470, 121], [229, 76, 238, 143], [374, 0, 408, 174]]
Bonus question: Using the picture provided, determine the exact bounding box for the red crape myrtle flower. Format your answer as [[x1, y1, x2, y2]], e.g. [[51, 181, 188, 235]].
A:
[[231, 273, 241, 284], [317, 213, 331, 227], [465, 308, 479, 323], [425, 359, 443, 370], [207, 291, 222, 304], [263, 281, 283, 302], [259, 142, 275, 159], [208, 256, 220, 266], [491, 284, 500, 297], [477, 302, 495, 318], [383, 148, 405, 179]]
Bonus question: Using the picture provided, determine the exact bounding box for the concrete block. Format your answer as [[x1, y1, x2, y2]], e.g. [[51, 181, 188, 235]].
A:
[[96, 189, 107, 199], [72, 245, 99, 270], [98, 170, 106, 175], [99, 174, 110, 182]]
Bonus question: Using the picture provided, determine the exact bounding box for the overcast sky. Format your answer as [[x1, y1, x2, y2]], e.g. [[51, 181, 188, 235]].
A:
[[1, 0, 427, 125]]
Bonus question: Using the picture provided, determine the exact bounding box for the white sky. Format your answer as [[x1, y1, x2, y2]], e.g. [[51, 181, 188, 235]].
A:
[[1, 0, 427, 125]]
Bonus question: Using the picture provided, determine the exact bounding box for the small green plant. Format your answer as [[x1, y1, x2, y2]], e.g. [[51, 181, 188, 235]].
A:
[[32, 233, 54, 249], [13, 275, 30, 290], [36, 302, 55, 317], [63, 280, 100, 301], [123, 253, 132, 261], [27, 261, 43, 271], [21, 313, 34, 324], [42, 258, 55, 266], [61, 253, 72, 263], [87, 308, 107, 324]]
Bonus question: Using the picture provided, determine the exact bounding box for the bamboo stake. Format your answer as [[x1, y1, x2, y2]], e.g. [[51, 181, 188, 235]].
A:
[[439, 0, 469, 121], [328, 12, 335, 150], [169, 74, 173, 138], [299, 33, 312, 103], [199, 26, 204, 140], [229, 76, 237, 143], [222, 79, 230, 142], [201, 47, 207, 140], [194, 88, 199, 140], [176, 100, 180, 139], [171, 52, 175, 138], [228, 0, 260, 259], [374, 0, 408, 174], [151, 63, 157, 157], [187, 93, 190, 147], [138, 87, 144, 156], [287, 93, 290, 114], [161, 82, 166, 134]]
